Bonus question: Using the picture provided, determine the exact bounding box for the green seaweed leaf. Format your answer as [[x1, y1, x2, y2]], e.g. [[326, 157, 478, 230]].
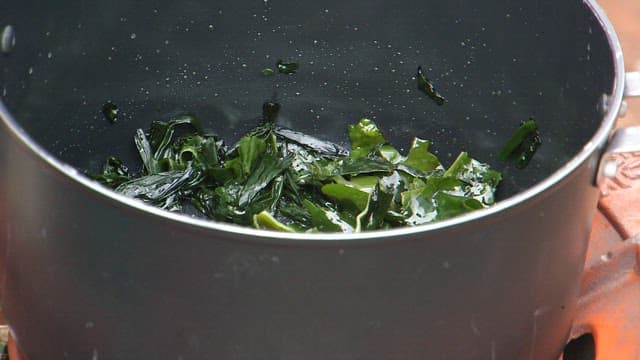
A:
[[253, 211, 296, 232], [402, 137, 440, 172], [498, 119, 541, 169], [90, 107, 502, 232], [321, 183, 370, 212], [416, 66, 445, 105], [348, 118, 386, 159], [303, 199, 354, 232], [87, 156, 131, 187]]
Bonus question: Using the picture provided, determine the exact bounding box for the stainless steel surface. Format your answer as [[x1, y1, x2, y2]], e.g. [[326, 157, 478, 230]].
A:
[[624, 71, 640, 97]]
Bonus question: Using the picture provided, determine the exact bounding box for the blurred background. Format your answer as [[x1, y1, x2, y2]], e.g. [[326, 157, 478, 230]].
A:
[[600, 0, 640, 128]]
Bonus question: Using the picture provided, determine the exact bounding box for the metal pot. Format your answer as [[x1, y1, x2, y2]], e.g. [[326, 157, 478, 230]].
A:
[[0, 0, 635, 358]]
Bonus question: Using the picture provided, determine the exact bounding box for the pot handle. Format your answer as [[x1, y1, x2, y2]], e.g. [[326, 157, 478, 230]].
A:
[[624, 71, 640, 97], [595, 71, 640, 204], [595, 127, 640, 205]]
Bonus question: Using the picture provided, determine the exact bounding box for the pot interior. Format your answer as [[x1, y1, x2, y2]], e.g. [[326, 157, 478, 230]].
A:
[[0, 0, 616, 199]]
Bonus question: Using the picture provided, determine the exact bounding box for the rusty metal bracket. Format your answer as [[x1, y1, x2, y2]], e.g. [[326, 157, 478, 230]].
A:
[[568, 150, 640, 359]]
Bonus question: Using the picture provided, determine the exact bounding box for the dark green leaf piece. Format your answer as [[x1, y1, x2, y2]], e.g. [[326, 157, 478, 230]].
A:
[[416, 66, 445, 106], [355, 184, 394, 232], [515, 135, 542, 169], [87, 156, 130, 187], [498, 119, 541, 169], [238, 153, 293, 206], [338, 157, 395, 176], [303, 199, 354, 232], [261, 101, 281, 125], [116, 166, 203, 208], [148, 114, 203, 155], [276, 60, 299, 75], [102, 101, 119, 123], [321, 183, 369, 212], [237, 135, 267, 179], [90, 104, 502, 232]]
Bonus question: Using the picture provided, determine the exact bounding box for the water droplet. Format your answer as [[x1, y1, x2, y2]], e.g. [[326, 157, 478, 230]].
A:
[[1, 25, 16, 54], [47, 51, 52, 59], [130, 33, 137, 39], [27, 67, 33, 75]]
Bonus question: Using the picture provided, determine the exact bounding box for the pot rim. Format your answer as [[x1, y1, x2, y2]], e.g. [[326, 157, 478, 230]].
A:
[[0, 0, 626, 242]]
